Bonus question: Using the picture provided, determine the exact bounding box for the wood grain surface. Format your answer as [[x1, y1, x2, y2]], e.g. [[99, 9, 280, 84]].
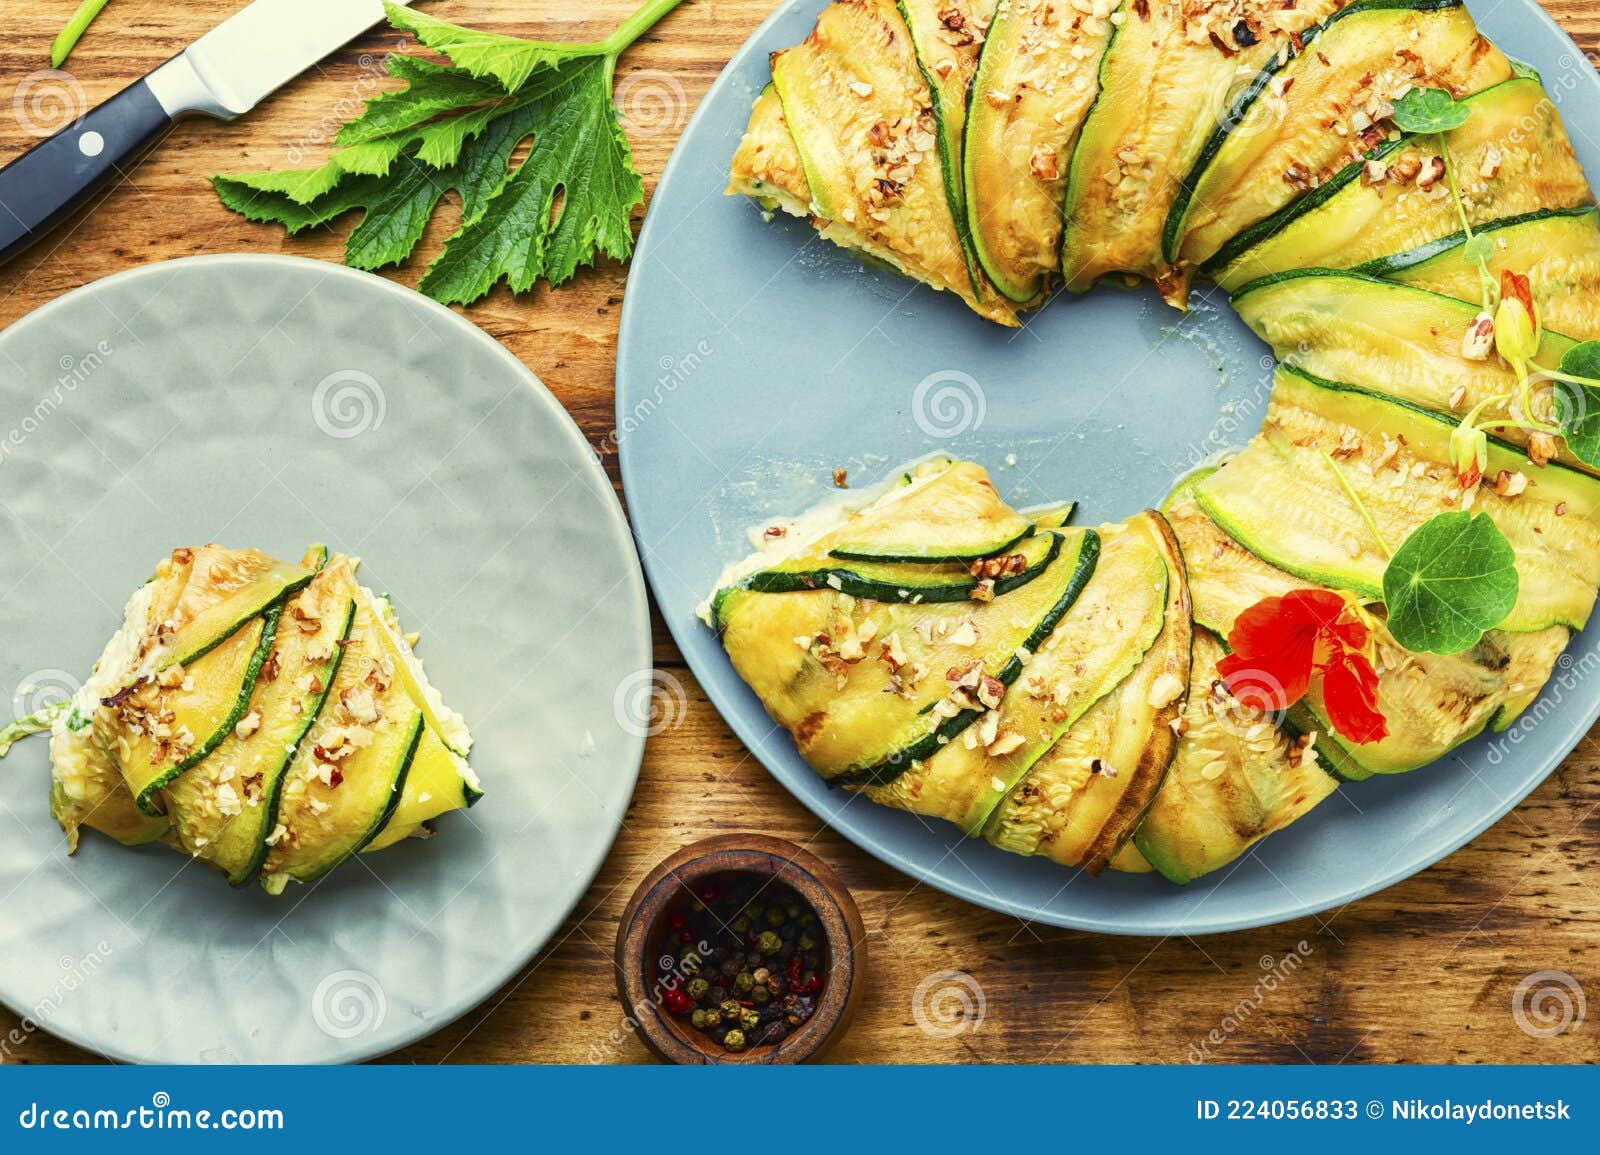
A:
[[1, 0, 1597, 1065]]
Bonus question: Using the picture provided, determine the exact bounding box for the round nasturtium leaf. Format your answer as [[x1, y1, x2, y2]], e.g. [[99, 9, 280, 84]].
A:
[[1391, 87, 1472, 134], [1554, 340, 1600, 468], [1383, 512, 1519, 654]]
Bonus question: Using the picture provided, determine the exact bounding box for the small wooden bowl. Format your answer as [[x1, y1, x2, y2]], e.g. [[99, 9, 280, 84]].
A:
[[615, 834, 867, 1064]]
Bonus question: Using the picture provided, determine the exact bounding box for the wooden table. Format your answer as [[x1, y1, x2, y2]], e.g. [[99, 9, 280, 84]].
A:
[[2, 0, 1597, 1065]]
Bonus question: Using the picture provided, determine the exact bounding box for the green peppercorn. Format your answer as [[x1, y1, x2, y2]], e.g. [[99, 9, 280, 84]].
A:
[[752, 985, 772, 1005], [799, 934, 816, 951], [687, 978, 710, 1001], [691, 1009, 708, 1029], [703, 1009, 722, 1028], [720, 999, 742, 1018], [730, 916, 750, 935], [757, 930, 782, 955], [723, 1029, 747, 1053], [740, 1007, 760, 1031], [733, 971, 754, 994], [765, 906, 787, 927], [752, 967, 771, 985], [800, 912, 816, 928], [786, 904, 801, 919], [691, 900, 706, 912]]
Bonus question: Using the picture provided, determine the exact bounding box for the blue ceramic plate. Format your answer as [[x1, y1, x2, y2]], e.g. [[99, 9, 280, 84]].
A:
[[617, 1, 1600, 934], [0, 255, 649, 1060]]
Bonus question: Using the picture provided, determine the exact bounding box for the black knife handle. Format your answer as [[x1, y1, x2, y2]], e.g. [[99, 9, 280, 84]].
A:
[[0, 77, 172, 265]]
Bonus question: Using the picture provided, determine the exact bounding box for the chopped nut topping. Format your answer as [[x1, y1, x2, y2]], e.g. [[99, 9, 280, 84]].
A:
[[847, 80, 873, 98], [1030, 145, 1060, 181], [1479, 143, 1504, 179], [1415, 156, 1446, 190], [1461, 311, 1495, 361], [1528, 432, 1559, 468], [1493, 469, 1528, 497], [1146, 671, 1185, 709], [832, 467, 849, 489], [234, 711, 263, 740]]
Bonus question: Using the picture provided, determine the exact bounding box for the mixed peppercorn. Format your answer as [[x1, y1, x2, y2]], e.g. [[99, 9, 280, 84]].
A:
[[653, 873, 827, 1054]]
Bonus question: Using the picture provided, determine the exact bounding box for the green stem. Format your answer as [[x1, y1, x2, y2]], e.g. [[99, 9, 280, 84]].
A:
[[1438, 135, 1474, 240], [1437, 134, 1497, 308], [602, 0, 687, 56], [1321, 450, 1393, 559], [51, 0, 112, 68]]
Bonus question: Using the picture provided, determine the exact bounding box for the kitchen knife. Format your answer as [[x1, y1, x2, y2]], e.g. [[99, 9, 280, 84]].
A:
[[0, 0, 416, 267]]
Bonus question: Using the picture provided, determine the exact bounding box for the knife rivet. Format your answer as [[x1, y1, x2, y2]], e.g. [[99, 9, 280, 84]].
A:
[[78, 132, 105, 159]]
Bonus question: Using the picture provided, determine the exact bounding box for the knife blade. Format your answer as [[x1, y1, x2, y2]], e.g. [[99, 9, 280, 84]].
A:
[[0, 0, 416, 267]]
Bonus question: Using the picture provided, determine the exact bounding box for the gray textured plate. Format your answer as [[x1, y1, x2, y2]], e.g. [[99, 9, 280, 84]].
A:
[[0, 255, 649, 1062], [617, 0, 1600, 933]]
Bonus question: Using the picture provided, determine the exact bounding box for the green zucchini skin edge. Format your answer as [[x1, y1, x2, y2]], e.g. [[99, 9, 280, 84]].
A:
[[1160, 0, 1467, 263], [894, 0, 986, 297], [707, 526, 1050, 632], [744, 529, 1060, 603], [1206, 75, 1554, 275], [959, 0, 1045, 304], [291, 713, 426, 887], [1204, 137, 1407, 274], [134, 609, 283, 816], [830, 528, 1103, 788], [1056, 7, 1127, 292], [230, 597, 358, 887], [172, 570, 317, 669], [1350, 204, 1600, 277], [829, 523, 1035, 563]]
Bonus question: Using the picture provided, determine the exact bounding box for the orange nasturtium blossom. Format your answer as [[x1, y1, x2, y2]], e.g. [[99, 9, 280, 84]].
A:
[[1217, 589, 1389, 745], [1494, 270, 1542, 366]]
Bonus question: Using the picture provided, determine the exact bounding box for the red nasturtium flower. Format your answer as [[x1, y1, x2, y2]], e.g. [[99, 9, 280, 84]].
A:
[[1217, 589, 1389, 745]]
